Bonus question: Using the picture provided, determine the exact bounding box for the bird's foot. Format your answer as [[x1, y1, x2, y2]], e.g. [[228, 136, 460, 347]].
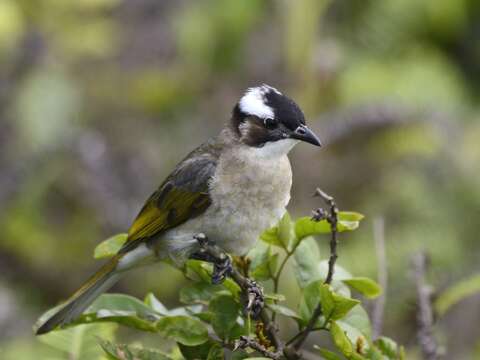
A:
[[244, 278, 264, 319], [192, 233, 233, 285], [212, 255, 233, 284], [191, 233, 264, 316]]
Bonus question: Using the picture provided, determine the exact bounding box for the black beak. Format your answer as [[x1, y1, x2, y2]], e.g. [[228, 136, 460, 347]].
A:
[[291, 125, 322, 146]]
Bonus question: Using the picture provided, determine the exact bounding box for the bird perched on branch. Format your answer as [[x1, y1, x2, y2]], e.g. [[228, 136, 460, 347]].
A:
[[36, 84, 321, 335]]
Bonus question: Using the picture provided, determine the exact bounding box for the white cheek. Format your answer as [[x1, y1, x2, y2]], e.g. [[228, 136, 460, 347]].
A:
[[253, 139, 299, 158]]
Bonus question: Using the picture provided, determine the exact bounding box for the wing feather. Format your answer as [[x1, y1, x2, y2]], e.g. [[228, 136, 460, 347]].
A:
[[123, 141, 221, 249]]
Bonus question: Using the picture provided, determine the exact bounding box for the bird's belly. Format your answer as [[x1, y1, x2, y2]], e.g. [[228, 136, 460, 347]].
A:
[[205, 153, 292, 255], [160, 191, 288, 264], [204, 199, 287, 255]]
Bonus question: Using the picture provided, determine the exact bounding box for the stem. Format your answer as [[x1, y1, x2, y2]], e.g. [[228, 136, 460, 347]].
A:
[[412, 252, 439, 360], [285, 188, 339, 353], [271, 251, 294, 323], [235, 336, 282, 360], [273, 252, 291, 294], [371, 216, 387, 339]]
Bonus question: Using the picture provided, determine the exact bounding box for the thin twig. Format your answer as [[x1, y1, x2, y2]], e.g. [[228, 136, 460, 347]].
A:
[[234, 336, 282, 360], [286, 188, 339, 353], [316, 188, 339, 285], [372, 216, 387, 339], [412, 252, 439, 360]]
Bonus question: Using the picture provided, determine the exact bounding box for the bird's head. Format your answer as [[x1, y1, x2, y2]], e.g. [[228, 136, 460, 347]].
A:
[[231, 85, 321, 157]]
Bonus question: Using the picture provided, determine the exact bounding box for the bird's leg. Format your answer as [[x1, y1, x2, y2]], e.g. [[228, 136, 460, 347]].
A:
[[192, 233, 233, 284], [191, 234, 265, 318]]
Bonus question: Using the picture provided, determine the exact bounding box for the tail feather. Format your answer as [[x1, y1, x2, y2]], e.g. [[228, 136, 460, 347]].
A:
[[35, 256, 121, 335]]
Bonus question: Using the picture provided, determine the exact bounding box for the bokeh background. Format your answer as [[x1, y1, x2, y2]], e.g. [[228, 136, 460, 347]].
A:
[[0, 0, 479, 359]]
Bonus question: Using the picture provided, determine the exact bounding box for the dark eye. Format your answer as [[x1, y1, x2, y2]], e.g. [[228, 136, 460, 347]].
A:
[[264, 117, 278, 129]]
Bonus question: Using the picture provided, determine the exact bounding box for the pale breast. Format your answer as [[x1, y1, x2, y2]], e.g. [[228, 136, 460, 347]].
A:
[[204, 146, 293, 255]]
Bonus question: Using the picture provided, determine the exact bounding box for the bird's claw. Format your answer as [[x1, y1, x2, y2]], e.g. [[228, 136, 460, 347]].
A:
[[191, 233, 263, 314], [245, 279, 264, 319], [212, 255, 233, 284], [192, 233, 233, 285]]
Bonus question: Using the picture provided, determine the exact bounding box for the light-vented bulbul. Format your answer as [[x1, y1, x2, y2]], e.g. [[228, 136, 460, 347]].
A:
[[36, 84, 321, 334]]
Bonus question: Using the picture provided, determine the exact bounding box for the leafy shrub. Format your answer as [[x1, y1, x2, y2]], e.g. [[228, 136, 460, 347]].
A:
[[36, 209, 405, 359]]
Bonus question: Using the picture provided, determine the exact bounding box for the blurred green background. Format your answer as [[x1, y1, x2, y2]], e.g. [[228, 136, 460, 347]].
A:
[[0, 0, 479, 359]]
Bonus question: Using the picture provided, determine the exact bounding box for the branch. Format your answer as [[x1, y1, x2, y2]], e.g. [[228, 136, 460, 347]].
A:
[[234, 336, 282, 360], [371, 216, 387, 339], [412, 252, 440, 360], [285, 188, 339, 353]]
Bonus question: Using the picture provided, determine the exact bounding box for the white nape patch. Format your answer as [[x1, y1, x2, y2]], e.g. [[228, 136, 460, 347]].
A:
[[252, 138, 299, 158], [238, 84, 282, 119], [117, 244, 154, 271]]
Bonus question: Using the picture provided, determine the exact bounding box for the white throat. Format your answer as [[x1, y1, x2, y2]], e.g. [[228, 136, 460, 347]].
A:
[[250, 138, 299, 159]]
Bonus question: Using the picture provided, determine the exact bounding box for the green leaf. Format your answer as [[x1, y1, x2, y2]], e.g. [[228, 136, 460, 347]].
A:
[[337, 212, 365, 221], [264, 293, 286, 302], [93, 233, 128, 259], [260, 226, 283, 248], [293, 237, 353, 293], [293, 237, 321, 288], [38, 323, 116, 360], [269, 253, 279, 276], [320, 284, 360, 321], [342, 277, 382, 299], [337, 305, 372, 344], [330, 321, 353, 357], [278, 212, 295, 250], [36, 294, 162, 332], [295, 211, 364, 240], [365, 345, 386, 360], [156, 315, 208, 346], [299, 282, 359, 327], [249, 243, 275, 280], [299, 280, 323, 326], [100, 340, 172, 360], [209, 294, 241, 341], [267, 304, 302, 321], [230, 349, 250, 359], [88, 293, 160, 314], [317, 261, 353, 282], [179, 282, 228, 305], [374, 336, 399, 358], [99, 339, 134, 360], [144, 293, 170, 315], [435, 274, 480, 316], [206, 343, 224, 360], [178, 341, 218, 360], [313, 346, 343, 360], [184, 260, 241, 297], [184, 259, 213, 283]]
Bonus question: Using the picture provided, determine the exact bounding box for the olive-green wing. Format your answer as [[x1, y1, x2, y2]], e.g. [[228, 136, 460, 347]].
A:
[[123, 152, 218, 249]]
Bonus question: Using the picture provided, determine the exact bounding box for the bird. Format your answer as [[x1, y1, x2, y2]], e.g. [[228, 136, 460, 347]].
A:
[[35, 84, 321, 335]]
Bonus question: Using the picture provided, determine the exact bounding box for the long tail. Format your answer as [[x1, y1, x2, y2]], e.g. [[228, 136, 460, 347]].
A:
[[35, 256, 122, 335]]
